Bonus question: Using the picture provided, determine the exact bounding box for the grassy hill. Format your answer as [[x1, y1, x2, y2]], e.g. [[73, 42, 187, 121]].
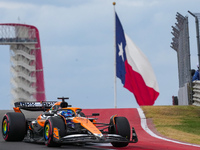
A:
[[141, 105, 200, 145]]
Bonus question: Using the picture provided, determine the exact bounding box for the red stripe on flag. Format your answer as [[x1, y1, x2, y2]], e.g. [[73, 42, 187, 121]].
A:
[[124, 60, 159, 106]]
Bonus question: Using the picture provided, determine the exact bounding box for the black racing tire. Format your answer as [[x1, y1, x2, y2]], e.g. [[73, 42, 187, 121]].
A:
[[2, 112, 26, 141], [110, 117, 130, 147], [44, 116, 66, 147]]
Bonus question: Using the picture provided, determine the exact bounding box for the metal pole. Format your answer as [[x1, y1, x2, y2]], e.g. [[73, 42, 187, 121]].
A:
[[186, 17, 193, 105], [113, 2, 117, 108]]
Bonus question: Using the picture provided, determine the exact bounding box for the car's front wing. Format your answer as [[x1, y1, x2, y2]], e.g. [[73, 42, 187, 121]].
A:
[[54, 133, 138, 144]]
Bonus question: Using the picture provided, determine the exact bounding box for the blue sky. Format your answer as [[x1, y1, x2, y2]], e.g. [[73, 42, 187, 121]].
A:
[[0, 0, 199, 109]]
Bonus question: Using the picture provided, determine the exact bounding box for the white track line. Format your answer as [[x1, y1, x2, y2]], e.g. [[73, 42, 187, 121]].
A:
[[137, 108, 200, 148]]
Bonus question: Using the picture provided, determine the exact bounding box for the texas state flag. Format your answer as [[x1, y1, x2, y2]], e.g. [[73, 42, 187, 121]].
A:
[[115, 12, 159, 106]]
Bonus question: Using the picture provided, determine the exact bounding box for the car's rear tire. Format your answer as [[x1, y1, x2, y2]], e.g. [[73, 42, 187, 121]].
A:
[[2, 112, 26, 141], [109, 117, 130, 147], [44, 116, 66, 147]]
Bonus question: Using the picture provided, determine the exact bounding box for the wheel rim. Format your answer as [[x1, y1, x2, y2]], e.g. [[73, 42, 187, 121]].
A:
[[2, 119, 8, 135], [44, 124, 50, 140]]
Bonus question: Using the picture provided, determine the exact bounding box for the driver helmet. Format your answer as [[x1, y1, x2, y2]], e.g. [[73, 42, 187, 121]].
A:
[[61, 110, 73, 117]]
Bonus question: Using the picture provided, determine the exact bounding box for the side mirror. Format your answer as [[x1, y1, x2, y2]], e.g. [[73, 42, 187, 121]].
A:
[[76, 109, 82, 114], [92, 113, 100, 116]]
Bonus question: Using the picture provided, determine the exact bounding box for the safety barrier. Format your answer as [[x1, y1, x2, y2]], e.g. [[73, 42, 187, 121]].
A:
[[192, 80, 200, 106]]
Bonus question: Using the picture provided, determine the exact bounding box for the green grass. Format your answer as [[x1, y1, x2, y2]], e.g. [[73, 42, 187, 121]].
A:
[[172, 118, 200, 135], [141, 105, 200, 145]]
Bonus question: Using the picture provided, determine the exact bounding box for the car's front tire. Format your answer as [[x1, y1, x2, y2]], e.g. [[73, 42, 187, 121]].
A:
[[44, 116, 66, 147], [109, 117, 130, 147]]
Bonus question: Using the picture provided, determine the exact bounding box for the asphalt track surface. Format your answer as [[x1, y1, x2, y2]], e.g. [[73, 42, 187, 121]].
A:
[[1, 108, 200, 150]]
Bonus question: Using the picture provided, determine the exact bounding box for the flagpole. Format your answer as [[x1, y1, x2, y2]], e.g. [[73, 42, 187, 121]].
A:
[[113, 2, 117, 108]]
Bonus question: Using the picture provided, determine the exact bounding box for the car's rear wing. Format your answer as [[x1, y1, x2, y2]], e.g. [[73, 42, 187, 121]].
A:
[[14, 101, 57, 111]]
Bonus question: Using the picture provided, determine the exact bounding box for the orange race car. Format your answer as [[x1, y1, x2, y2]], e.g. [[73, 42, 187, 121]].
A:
[[1, 97, 138, 147]]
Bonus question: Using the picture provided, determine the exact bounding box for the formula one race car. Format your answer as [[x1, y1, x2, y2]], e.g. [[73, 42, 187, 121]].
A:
[[1, 97, 138, 147]]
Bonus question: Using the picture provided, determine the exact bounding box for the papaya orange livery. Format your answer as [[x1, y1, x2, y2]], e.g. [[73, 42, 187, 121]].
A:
[[1, 97, 138, 147]]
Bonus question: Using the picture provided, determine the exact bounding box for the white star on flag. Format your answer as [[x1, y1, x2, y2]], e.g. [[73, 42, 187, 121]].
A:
[[118, 42, 124, 61]]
